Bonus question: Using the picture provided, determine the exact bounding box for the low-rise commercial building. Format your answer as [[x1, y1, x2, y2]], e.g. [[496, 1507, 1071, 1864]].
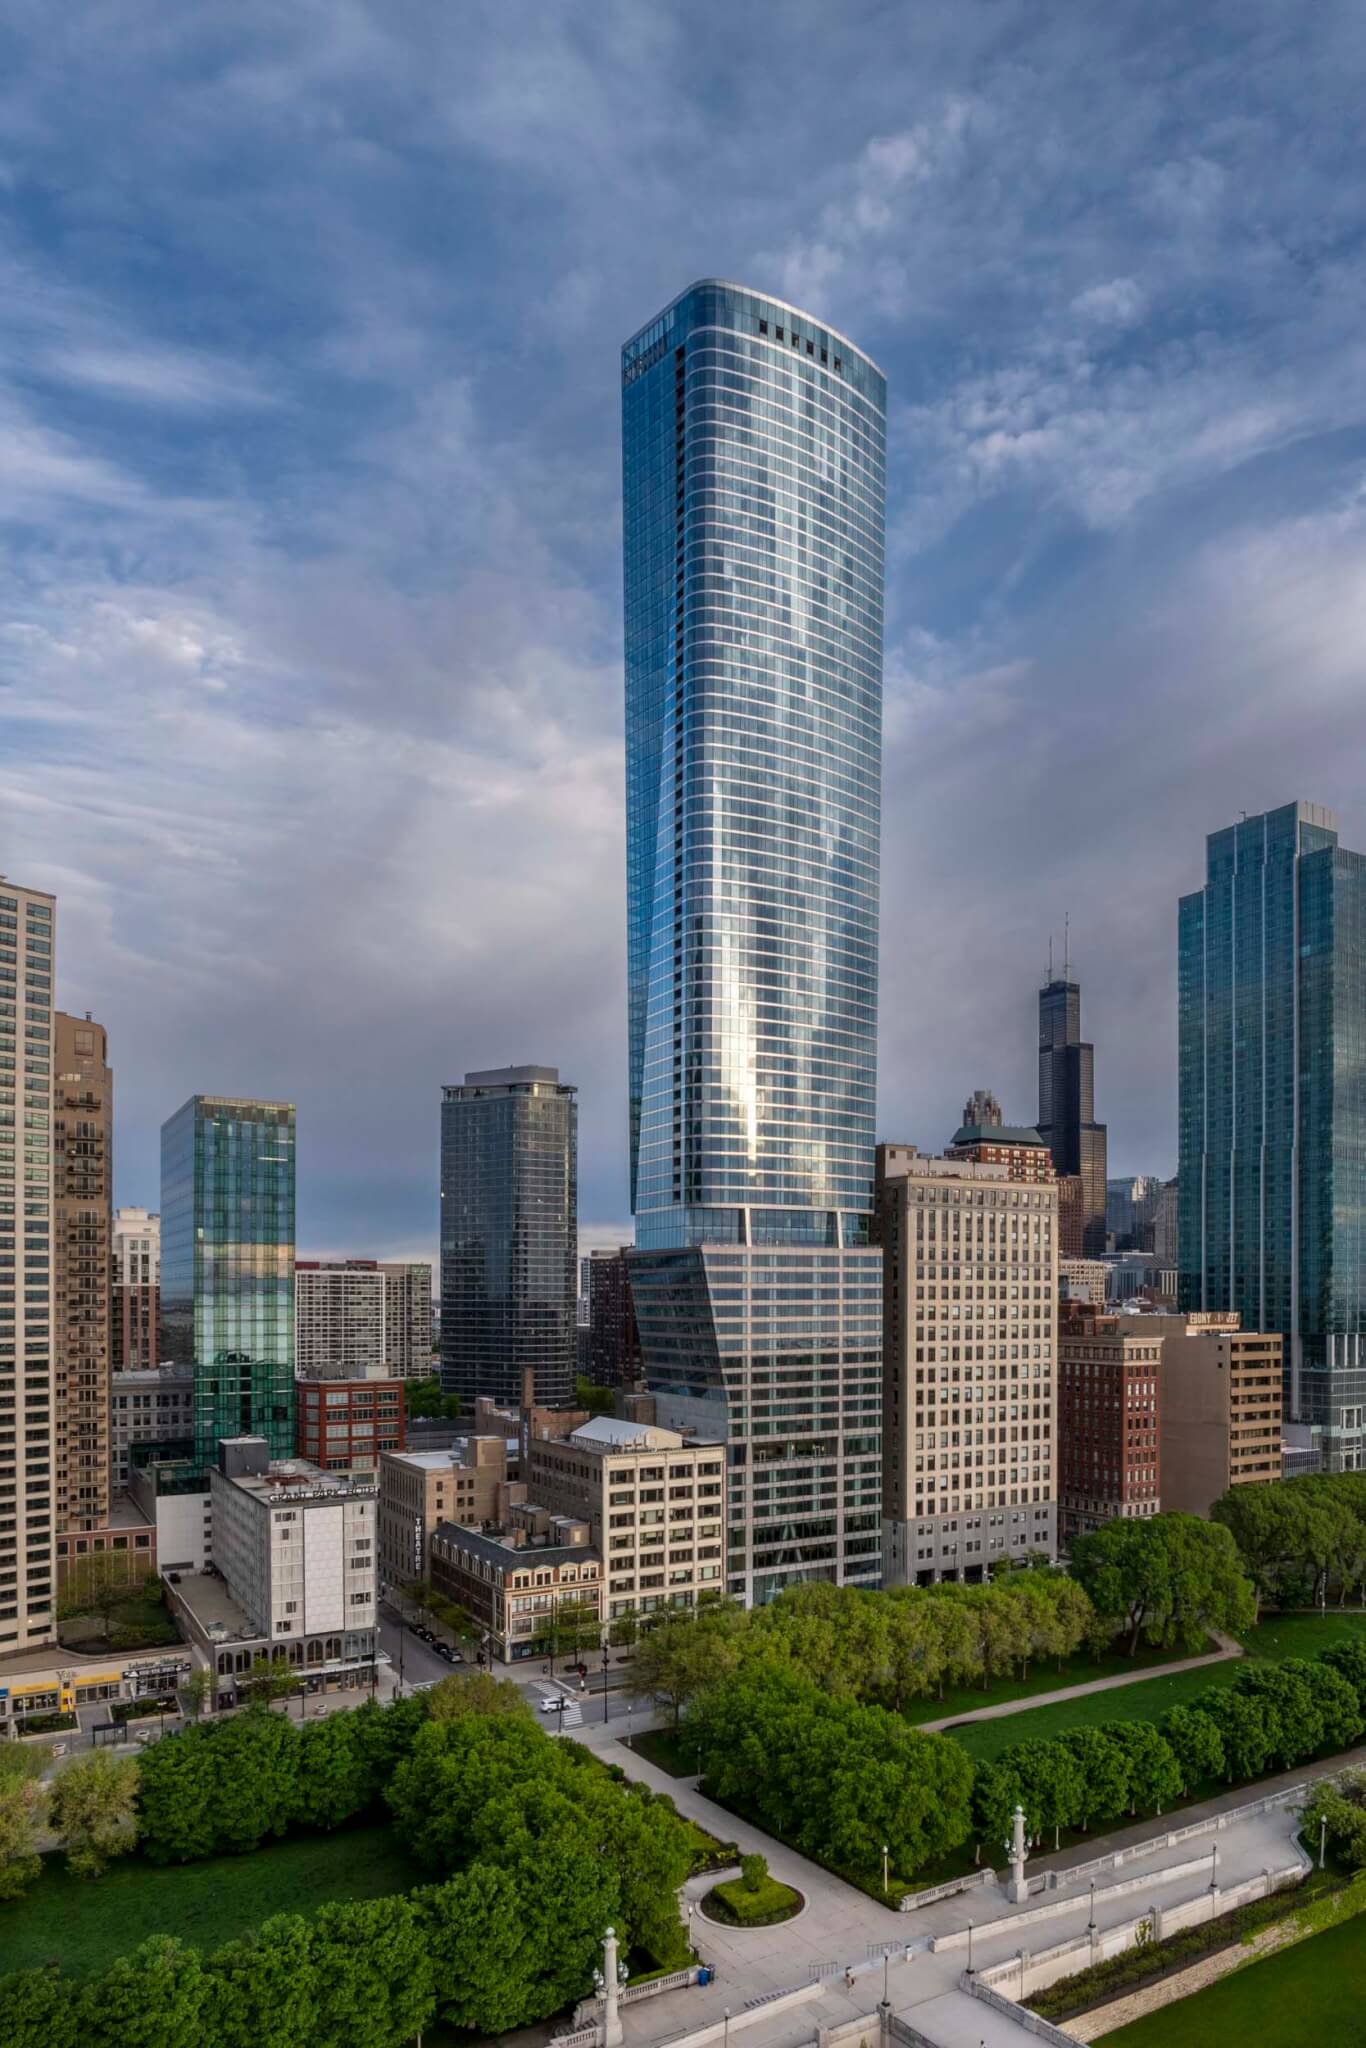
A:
[[377, 1434, 513, 1592], [164, 1438, 379, 1708], [1057, 1307, 1163, 1542], [295, 1370, 404, 1474], [522, 1414, 726, 1620], [429, 1513, 602, 1664], [1158, 1314, 1283, 1514]]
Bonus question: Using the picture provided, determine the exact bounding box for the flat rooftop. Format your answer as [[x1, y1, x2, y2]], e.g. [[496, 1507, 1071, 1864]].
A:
[[170, 1572, 262, 1644]]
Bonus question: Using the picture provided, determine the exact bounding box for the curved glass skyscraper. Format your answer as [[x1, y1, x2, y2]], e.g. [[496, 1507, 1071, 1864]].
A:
[[624, 280, 884, 1248], [623, 282, 886, 1604]]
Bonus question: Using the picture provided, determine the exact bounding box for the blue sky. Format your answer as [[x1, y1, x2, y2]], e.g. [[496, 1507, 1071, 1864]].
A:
[[4, 1, 1366, 1261]]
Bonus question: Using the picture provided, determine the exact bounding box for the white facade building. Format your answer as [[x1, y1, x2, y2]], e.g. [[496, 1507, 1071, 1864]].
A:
[[295, 1260, 434, 1378], [209, 1439, 376, 1642]]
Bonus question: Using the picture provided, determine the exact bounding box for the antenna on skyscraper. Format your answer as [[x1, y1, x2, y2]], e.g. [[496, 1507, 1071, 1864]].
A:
[[1048, 933, 1054, 981], [1063, 913, 1070, 980]]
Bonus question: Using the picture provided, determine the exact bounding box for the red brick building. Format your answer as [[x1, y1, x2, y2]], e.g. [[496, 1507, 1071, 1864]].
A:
[[1057, 1305, 1162, 1542], [295, 1372, 405, 1474]]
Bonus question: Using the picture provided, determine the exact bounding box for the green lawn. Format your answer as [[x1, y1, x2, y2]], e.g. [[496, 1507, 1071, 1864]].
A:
[[951, 1612, 1366, 1763], [0, 1823, 426, 1979], [1098, 1911, 1366, 2045], [902, 1637, 1217, 1728]]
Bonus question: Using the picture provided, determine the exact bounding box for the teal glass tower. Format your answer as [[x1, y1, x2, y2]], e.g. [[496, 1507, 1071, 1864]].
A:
[[623, 282, 886, 1605], [160, 1095, 296, 1470], [1179, 802, 1366, 1467]]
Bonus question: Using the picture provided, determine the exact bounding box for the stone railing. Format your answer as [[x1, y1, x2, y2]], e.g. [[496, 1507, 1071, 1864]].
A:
[[897, 1866, 995, 1912], [574, 1966, 701, 2024], [1045, 1781, 1311, 1890], [962, 1973, 1079, 2046]]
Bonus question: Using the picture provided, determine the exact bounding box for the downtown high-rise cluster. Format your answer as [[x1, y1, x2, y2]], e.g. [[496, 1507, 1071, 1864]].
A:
[[5, 284, 1366, 1707]]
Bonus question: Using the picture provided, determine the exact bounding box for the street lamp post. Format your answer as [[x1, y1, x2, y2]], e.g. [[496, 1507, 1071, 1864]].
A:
[[965, 1920, 974, 1977], [1320, 1813, 1328, 1871], [1088, 1879, 1097, 1963], [723, 2008, 731, 2048], [882, 1843, 889, 1895]]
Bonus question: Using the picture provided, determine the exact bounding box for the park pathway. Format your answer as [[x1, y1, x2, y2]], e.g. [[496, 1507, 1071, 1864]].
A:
[[912, 1630, 1243, 1735]]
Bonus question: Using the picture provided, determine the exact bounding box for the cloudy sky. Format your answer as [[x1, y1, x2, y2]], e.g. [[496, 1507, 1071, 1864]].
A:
[[4, 2, 1365, 1262]]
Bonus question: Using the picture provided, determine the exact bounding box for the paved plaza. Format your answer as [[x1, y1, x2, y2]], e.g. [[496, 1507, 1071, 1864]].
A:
[[569, 1716, 1310, 2048]]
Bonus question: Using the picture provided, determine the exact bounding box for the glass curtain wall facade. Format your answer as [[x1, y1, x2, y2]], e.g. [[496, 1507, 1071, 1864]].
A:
[[1179, 802, 1366, 1467], [439, 1066, 577, 1408], [160, 1096, 296, 1470], [622, 280, 886, 1603]]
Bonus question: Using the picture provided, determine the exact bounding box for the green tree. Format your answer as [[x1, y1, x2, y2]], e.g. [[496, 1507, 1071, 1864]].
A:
[[294, 1709, 375, 1831], [136, 1721, 219, 1863], [76, 1936, 210, 2048], [204, 1706, 300, 1851], [609, 1611, 640, 1650], [387, 1714, 557, 1869], [204, 1915, 315, 2047], [1159, 1705, 1225, 1794], [1307, 1660, 1365, 1753], [0, 1747, 45, 1901], [425, 1671, 533, 1721], [1001, 1737, 1084, 1848], [1070, 1512, 1254, 1655], [243, 1653, 303, 1710], [1062, 1727, 1131, 1830], [971, 1758, 1023, 1861], [575, 1376, 616, 1418], [180, 1667, 212, 1720], [1304, 1769, 1366, 1869], [421, 1863, 541, 2035], [48, 1751, 140, 1877], [405, 1377, 460, 1421], [1122, 1722, 1182, 1816], [56, 1551, 132, 1639], [628, 1611, 739, 1727], [1204, 1688, 1271, 1782], [0, 1968, 78, 2048], [310, 1894, 437, 2048]]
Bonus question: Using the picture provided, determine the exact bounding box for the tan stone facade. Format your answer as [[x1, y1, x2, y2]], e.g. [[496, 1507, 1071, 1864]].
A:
[[377, 1434, 512, 1592], [1158, 1313, 1283, 1514], [877, 1145, 1058, 1585], [522, 1415, 726, 1619]]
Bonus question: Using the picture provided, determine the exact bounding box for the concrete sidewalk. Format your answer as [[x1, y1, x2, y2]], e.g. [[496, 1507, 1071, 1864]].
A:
[[913, 1632, 1242, 1736]]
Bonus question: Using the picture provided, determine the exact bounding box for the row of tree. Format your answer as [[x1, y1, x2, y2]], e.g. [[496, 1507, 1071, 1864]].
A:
[[1214, 1473, 1366, 1613], [972, 1640, 1366, 1854], [0, 1871, 591, 2048], [683, 1669, 974, 1881], [136, 1671, 525, 1864], [629, 1518, 1259, 1730], [631, 1571, 1104, 1727]]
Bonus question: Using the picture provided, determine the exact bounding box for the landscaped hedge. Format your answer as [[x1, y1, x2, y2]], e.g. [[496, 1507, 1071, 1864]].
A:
[[973, 1640, 1366, 1852]]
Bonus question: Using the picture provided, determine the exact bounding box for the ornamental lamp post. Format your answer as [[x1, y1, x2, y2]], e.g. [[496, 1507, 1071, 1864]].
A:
[[1320, 1813, 1328, 1871], [965, 1919, 974, 1977], [882, 1843, 889, 1894]]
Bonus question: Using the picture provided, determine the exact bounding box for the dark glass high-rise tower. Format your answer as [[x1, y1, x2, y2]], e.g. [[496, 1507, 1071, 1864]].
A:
[[622, 281, 886, 1606], [159, 1095, 296, 1471], [1179, 802, 1366, 1466], [1037, 974, 1107, 1256], [439, 1066, 577, 1408]]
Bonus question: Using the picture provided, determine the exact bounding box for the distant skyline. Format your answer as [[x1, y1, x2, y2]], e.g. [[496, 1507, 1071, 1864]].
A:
[[5, 4, 1365, 1260]]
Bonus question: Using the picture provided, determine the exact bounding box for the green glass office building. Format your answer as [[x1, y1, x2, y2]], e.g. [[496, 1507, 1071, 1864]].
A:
[[160, 1095, 296, 1470], [1178, 802, 1366, 1467]]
